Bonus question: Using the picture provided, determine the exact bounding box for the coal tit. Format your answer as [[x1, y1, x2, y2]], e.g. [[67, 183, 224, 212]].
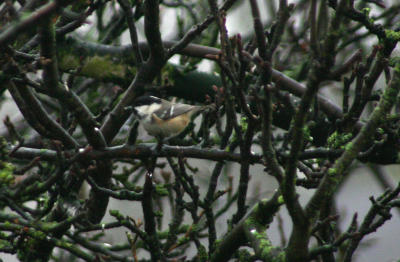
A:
[[131, 96, 213, 138]]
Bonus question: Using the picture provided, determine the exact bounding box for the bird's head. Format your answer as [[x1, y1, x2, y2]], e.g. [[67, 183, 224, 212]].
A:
[[130, 96, 162, 119]]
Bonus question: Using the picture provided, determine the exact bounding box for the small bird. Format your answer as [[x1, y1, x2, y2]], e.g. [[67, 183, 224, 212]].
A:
[[130, 95, 214, 139]]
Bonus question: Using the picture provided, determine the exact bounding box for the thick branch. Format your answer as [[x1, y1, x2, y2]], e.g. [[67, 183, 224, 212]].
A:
[[306, 62, 400, 221], [10, 144, 263, 164], [210, 193, 282, 262]]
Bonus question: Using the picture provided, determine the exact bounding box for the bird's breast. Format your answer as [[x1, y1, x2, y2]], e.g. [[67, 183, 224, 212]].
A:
[[142, 113, 190, 137]]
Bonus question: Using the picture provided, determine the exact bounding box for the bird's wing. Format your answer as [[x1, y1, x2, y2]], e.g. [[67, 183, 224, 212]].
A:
[[154, 102, 197, 120]]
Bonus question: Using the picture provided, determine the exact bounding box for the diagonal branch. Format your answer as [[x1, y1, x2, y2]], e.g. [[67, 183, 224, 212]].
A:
[[0, 1, 61, 47], [210, 193, 283, 262], [117, 0, 143, 65], [306, 62, 400, 221], [6, 80, 79, 148]]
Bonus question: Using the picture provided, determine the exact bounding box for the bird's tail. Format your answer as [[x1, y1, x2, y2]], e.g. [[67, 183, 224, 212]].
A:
[[190, 104, 216, 118], [200, 103, 217, 112]]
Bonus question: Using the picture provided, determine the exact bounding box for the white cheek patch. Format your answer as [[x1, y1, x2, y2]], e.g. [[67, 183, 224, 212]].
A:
[[135, 104, 162, 114], [134, 105, 146, 118], [135, 104, 162, 121], [148, 103, 162, 112], [135, 105, 146, 115]]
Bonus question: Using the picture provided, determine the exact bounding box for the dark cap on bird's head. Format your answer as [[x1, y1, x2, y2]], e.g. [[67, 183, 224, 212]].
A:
[[132, 96, 162, 107]]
